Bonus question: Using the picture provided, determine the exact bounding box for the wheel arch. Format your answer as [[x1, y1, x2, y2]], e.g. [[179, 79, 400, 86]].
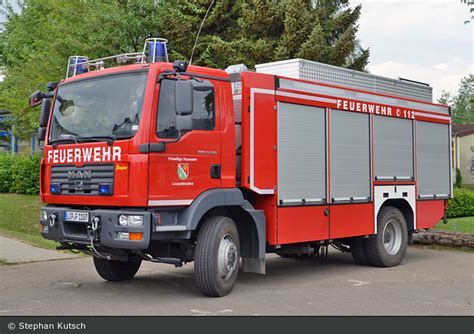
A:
[[179, 189, 266, 274], [379, 199, 414, 235]]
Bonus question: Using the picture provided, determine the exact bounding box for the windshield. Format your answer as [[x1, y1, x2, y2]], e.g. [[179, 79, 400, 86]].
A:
[[49, 71, 148, 142]]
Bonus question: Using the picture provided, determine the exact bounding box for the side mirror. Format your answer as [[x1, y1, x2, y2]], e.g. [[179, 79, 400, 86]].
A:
[[39, 99, 52, 127], [29, 90, 43, 108], [47, 82, 58, 92], [175, 80, 193, 115], [37, 127, 46, 142], [175, 115, 193, 132], [193, 80, 213, 92]]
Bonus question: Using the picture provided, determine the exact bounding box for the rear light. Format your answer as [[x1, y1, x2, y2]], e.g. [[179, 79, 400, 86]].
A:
[[50, 183, 60, 194]]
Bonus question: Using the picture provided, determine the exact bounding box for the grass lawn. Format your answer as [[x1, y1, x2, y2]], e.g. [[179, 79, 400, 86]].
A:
[[434, 216, 474, 233], [0, 193, 57, 250]]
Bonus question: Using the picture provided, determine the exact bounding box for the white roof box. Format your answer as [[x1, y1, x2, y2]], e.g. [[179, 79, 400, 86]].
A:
[[255, 58, 432, 102]]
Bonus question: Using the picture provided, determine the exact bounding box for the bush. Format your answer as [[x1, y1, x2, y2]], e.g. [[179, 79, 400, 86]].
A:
[[447, 188, 474, 218], [454, 168, 462, 188], [0, 154, 14, 192], [0, 153, 41, 195]]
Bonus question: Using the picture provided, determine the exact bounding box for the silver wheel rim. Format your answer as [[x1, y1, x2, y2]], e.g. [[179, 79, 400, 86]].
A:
[[383, 219, 402, 255], [217, 234, 238, 281]]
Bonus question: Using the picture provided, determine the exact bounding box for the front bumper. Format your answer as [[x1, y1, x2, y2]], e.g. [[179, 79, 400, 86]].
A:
[[40, 206, 151, 249]]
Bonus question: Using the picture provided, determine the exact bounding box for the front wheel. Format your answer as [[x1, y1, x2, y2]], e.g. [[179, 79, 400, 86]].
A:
[[364, 206, 408, 267], [93, 257, 142, 281], [194, 216, 240, 297]]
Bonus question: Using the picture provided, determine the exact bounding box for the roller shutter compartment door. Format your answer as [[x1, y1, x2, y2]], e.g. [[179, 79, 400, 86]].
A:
[[277, 102, 326, 205], [330, 110, 370, 203], [374, 116, 414, 181], [416, 121, 451, 199]]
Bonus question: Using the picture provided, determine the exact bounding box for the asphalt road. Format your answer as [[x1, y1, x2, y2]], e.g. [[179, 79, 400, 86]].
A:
[[0, 247, 472, 316]]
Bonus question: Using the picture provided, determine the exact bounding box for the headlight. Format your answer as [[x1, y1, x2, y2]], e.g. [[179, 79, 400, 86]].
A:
[[41, 210, 48, 221], [118, 215, 144, 227], [118, 215, 128, 226]]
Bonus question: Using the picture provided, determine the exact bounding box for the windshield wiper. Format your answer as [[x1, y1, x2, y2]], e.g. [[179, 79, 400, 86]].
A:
[[76, 135, 118, 146], [49, 137, 78, 148]]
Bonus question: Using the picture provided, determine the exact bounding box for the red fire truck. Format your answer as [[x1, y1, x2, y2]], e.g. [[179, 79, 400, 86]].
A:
[[31, 39, 452, 296]]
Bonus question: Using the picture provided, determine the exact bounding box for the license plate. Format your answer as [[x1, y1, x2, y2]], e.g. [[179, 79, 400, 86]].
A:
[[64, 211, 89, 223]]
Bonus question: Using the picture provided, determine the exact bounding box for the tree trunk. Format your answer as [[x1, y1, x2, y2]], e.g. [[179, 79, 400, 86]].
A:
[[412, 230, 473, 248]]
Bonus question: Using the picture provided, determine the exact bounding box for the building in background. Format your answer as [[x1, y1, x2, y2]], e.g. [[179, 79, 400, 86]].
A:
[[0, 110, 38, 154], [452, 124, 474, 187]]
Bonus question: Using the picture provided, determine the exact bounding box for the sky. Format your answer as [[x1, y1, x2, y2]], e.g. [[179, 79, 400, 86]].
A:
[[352, 0, 473, 101]]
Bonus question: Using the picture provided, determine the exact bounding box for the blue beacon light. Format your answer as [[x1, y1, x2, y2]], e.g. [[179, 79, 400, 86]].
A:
[[146, 38, 168, 63]]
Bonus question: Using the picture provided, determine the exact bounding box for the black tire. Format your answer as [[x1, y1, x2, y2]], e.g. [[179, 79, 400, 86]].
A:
[[350, 237, 372, 266], [195, 216, 240, 297], [364, 206, 408, 267], [93, 257, 142, 281]]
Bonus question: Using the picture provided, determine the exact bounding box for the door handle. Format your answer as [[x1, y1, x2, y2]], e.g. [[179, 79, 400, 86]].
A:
[[139, 143, 166, 153], [324, 208, 329, 216], [210, 164, 221, 179]]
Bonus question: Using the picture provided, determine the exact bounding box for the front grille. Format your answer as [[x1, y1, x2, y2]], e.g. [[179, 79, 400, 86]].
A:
[[50, 164, 114, 195]]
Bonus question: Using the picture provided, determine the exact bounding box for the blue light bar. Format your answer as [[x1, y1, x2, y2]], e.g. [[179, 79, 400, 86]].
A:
[[50, 183, 60, 194], [146, 38, 168, 63], [98, 184, 112, 195], [69, 56, 88, 76]]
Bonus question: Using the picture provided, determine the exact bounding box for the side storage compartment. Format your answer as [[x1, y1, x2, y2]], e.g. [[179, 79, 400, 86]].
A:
[[374, 116, 414, 181], [416, 121, 451, 199], [329, 109, 372, 238], [276, 102, 329, 244]]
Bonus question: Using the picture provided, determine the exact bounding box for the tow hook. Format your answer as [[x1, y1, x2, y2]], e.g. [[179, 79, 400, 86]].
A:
[[87, 216, 101, 240], [87, 216, 111, 260], [48, 214, 57, 228]]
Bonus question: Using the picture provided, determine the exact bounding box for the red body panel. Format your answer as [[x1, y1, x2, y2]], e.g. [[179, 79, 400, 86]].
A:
[[255, 195, 277, 245], [329, 203, 374, 239], [416, 200, 445, 229], [277, 206, 329, 244], [240, 72, 277, 194]]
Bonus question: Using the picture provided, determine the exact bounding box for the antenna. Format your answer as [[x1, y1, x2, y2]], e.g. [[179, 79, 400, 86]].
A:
[[189, 0, 215, 66]]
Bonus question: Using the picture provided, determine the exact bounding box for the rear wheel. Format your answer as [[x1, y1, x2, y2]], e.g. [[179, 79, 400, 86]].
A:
[[195, 216, 240, 297], [93, 257, 142, 281], [350, 237, 371, 266], [364, 206, 408, 267]]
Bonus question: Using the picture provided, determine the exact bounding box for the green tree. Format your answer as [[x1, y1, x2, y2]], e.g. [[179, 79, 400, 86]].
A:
[[1, 0, 369, 139], [438, 75, 473, 124], [461, 0, 473, 25], [159, 0, 369, 69], [0, 0, 162, 139]]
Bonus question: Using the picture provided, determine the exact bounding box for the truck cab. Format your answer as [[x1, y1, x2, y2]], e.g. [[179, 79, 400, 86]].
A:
[[34, 39, 265, 297]]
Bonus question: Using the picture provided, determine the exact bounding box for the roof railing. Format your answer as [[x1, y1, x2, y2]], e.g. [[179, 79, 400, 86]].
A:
[[66, 38, 168, 78]]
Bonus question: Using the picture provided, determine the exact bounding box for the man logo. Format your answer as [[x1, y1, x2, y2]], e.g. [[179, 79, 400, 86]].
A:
[[68, 170, 92, 179], [74, 181, 84, 191], [177, 163, 190, 180]]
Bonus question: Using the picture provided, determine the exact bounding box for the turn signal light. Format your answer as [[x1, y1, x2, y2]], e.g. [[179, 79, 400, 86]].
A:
[[129, 232, 143, 241]]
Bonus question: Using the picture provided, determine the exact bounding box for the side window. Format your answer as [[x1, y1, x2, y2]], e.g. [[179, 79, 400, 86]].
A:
[[157, 79, 215, 138], [192, 87, 214, 130]]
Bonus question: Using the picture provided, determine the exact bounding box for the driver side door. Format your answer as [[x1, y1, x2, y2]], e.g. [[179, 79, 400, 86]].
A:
[[147, 78, 221, 207]]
